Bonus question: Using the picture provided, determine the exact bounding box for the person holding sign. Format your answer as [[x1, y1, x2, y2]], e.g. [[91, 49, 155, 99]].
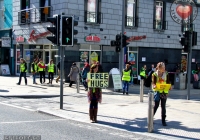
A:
[[152, 62, 171, 126], [122, 64, 132, 95], [87, 64, 102, 123], [16, 58, 27, 85]]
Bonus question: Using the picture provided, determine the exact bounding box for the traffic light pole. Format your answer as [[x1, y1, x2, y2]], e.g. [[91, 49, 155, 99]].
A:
[[119, 0, 125, 72], [187, 7, 193, 100], [60, 46, 64, 109]]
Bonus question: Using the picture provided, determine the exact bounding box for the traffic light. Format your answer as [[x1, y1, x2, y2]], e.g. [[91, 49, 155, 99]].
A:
[[179, 31, 189, 52], [192, 31, 197, 46], [115, 34, 121, 46], [46, 15, 60, 45], [61, 15, 78, 46], [122, 35, 130, 47]]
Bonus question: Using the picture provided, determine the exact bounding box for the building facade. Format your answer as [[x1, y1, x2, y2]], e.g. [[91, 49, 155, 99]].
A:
[[12, 0, 200, 82], [0, 0, 14, 75]]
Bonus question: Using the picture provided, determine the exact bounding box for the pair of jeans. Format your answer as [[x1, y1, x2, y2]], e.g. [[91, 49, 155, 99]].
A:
[[48, 72, 54, 83], [32, 73, 37, 84], [154, 92, 167, 116], [82, 78, 88, 89], [39, 71, 45, 84], [122, 81, 129, 92], [18, 72, 27, 84]]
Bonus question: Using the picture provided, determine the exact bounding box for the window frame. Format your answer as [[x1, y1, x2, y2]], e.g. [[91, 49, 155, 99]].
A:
[[153, 0, 167, 31], [19, 0, 30, 24], [39, 0, 51, 22], [84, 0, 102, 24], [125, 0, 139, 28]]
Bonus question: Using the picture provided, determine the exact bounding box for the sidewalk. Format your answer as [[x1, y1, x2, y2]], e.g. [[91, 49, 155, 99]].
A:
[[1, 76, 200, 139]]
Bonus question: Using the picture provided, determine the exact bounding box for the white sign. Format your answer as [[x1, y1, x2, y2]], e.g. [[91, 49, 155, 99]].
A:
[[142, 57, 146, 61], [112, 74, 122, 90], [10, 48, 14, 57], [192, 58, 195, 62], [1, 37, 11, 47], [0, 64, 11, 75]]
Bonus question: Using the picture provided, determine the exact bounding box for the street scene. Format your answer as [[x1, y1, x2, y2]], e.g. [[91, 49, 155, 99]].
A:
[[0, 76, 200, 140], [1, 0, 200, 140]]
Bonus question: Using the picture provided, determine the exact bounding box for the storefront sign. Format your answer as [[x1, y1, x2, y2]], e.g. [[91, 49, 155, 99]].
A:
[[28, 30, 51, 42], [87, 73, 109, 88], [0, 64, 11, 75], [16, 36, 25, 43], [127, 35, 146, 42], [1, 37, 11, 47], [85, 34, 101, 42], [170, 0, 198, 24]]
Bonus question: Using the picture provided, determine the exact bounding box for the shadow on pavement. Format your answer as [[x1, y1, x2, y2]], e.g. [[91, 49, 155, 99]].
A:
[[125, 118, 200, 140], [0, 89, 9, 92], [27, 85, 47, 89]]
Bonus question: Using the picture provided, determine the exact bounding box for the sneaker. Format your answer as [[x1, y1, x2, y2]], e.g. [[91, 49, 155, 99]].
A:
[[126, 92, 128, 95], [123, 91, 125, 95], [16, 83, 20, 85], [85, 88, 88, 91]]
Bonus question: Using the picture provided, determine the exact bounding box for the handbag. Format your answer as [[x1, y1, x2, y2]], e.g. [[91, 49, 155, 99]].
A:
[[154, 91, 160, 101]]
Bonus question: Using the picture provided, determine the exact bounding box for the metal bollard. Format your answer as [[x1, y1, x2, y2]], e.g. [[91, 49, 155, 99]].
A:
[[140, 79, 144, 102], [147, 91, 154, 133], [77, 74, 80, 93]]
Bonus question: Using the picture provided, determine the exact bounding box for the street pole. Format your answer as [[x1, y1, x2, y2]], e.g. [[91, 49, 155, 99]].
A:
[[187, 5, 193, 100], [60, 47, 64, 109], [119, 0, 125, 72]]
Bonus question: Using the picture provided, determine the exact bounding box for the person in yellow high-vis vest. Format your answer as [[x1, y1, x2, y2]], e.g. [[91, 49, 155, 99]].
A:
[[37, 58, 46, 84], [140, 65, 147, 79], [122, 64, 132, 95], [31, 58, 38, 84], [152, 62, 171, 126], [47, 59, 56, 84], [17, 58, 27, 85]]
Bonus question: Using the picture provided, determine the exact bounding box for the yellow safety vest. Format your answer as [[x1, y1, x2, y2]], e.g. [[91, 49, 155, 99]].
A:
[[152, 72, 169, 94], [122, 70, 131, 81], [48, 64, 55, 73], [20, 63, 27, 72], [140, 67, 146, 77], [31, 62, 38, 72], [38, 62, 45, 72]]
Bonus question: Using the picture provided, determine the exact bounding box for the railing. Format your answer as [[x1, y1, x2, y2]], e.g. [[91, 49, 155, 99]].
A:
[[84, 11, 103, 24], [153, 20, 168, 30], [18, 6, 53, 25], [125, 16, 140, 27]]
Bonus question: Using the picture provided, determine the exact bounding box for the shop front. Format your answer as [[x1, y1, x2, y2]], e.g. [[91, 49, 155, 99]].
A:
[[15, 44, 59, 75]]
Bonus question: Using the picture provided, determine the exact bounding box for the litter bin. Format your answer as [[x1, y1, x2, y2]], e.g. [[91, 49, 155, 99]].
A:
[[174, 73, 186, 89]]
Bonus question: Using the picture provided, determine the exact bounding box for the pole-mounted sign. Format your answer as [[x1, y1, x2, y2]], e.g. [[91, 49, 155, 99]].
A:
[[170, 0, 198, 24]]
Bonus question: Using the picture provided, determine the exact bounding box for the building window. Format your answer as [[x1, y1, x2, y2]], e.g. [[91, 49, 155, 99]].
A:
[[153, 1, 167, 30], [40, 0, 50, 22], [125, 0, 138, 27], [84, 0, 102, 24], [19, 0, 30, 24]]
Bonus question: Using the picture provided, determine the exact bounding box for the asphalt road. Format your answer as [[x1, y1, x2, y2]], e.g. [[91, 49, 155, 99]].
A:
[[0, 103, 162, 140]]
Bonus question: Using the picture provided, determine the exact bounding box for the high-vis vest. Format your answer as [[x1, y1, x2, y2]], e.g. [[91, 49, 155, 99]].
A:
[[122, 70, 131, 81], [48, 64, 55, 73], [31, 62, 38, 72], [152, 72, 169, 94], [20, 63, 27, 72], [140, 67, 146, 77], [38, 62, 45, 72]]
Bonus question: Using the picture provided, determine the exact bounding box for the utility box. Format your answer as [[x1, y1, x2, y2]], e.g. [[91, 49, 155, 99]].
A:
[[174, 73, 186, 89]]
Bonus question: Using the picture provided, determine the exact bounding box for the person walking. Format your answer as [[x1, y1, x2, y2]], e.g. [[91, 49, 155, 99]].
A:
[[31, 58, 38, 84], [152, 62, 171, 126], [140, 64, 147, 79], [68, 62, 79, 87], [122, 64, 131, 95], [47, 59, 56, 84], [87, 64, 102, 123], [38, 58, 46, 84], [56, 61, 60, 83], [81, 63, 90, 91], [16, 58, 27, 85]]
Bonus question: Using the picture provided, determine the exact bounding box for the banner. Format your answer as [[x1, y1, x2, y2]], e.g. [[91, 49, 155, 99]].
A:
[[87, 73, 109, 88]]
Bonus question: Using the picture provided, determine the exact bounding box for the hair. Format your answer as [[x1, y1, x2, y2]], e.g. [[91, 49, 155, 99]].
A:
[[125, 64, 130, 70], [156, 62, 165, 70], [90, 64, 98, 73], [72, 62, 76, 65], [50, 59, 53, 62], [20, 58, 26, 63]]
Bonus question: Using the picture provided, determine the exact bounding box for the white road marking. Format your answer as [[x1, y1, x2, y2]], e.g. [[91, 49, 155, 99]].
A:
[[0, 119, 66, 124], [0, 102, 35, 112]]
